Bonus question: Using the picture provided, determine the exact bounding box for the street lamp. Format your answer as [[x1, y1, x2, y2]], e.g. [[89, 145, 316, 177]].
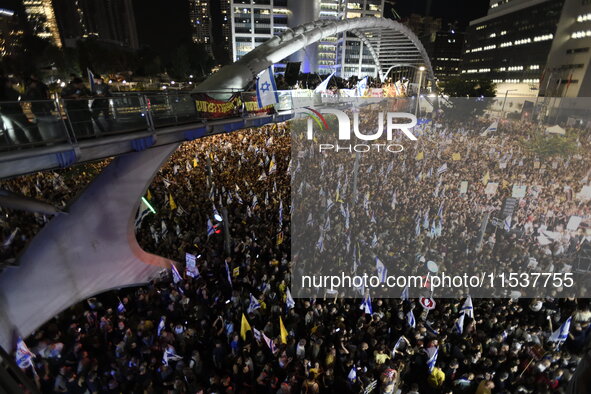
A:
[[500, 89, 518, 119], [415, 66, 426, 116]]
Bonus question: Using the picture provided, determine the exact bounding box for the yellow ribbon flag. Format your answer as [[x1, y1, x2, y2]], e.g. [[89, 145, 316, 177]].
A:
[[276, 231, 283, 245], [193, 158, 198, 167], [482, 171, 490, 186], [240, 313, 251, 340], [416, 151, 424, 160], [146, 189, 152, 201], [279, 316, 288, 344], [169, 194, 177, 210], [452, 153, 461, 161]]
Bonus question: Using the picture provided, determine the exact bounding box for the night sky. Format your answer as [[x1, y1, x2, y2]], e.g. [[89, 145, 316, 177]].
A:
[[0, 0, 492, 48]]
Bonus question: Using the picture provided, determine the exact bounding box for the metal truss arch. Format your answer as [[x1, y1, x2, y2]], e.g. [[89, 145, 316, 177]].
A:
[[197, 16, 434, 92]]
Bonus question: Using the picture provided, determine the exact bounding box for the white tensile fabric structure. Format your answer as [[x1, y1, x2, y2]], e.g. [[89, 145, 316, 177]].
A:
[[197, 16, 435, 92]]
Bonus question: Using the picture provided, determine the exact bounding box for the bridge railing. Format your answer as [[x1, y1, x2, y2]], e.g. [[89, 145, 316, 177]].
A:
[[0, 91, 295, 152]]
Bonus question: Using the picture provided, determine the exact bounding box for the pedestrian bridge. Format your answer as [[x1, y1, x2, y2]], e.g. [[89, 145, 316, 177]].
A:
[[0, 16, 433, 352]]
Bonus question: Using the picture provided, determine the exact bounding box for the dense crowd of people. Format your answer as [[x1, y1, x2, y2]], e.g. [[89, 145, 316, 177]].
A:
[[1, 108, 591, 393]]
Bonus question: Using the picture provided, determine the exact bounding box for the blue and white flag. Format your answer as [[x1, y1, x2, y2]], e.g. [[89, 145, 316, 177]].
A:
[[225, 261, 233, 287], [503, 215, 512, 231], [256, 66, 279, 108], [314, 71, 335, 93], [425, 347, 438, 372], [247, 293, 261, 314], [549, 316, 572, 342], [406, 310, 416, 328], [436, 163, 448, 176], [348, 365, 357, 382], [278, 200, 283, 228], [2, 227, 19, 248], [135, 200, 151, 229], [400, 286, 410, 302], [392, 336, 406, 357], [481, 120, 498, 137], [356, 76, 368, 96], [454, 313, 465, 334], [207, 218, 215, 237], [375, 257, 387, 283], [171, 263, 182, 284], [162, 345, 182, 366], [262, 331, 277, 353], [157, 317, 166, 336], [117, 300, 126, 314], [360, 293, 373, 315], [460, 296, 474, 319], [15, 337, 34, 369], [87, 68, 95, 92], [286, 286, 295, 310]]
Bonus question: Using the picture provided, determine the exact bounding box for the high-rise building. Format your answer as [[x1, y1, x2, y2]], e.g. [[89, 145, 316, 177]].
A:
[[423, 30, 463, 83], [336, 0, 385, 79], [542, 0, 591, 98], [53, 0, 139, 49], [462, 0, 566, 97], [316, 0, 340, 75], [189, 0, 213, 56], [22, 0, 62, 47], [230, 0, 290, 62], [189, 0, 233, 62], [0, 8, 24, 58]]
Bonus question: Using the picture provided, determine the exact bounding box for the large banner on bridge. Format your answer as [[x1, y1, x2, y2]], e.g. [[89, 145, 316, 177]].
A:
[[193, 93, 242, 119], [242, 92, 276, 116]]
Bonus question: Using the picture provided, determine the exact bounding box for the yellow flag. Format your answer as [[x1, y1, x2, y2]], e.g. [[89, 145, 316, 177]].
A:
[[279, 316, 288, 344], [146, 189, 152, 201], [416, 151, 424, 160], [276, 231, 283, 245], [233, 267, 240, 277], [452, 153, 461, 161], [482, 171, 490, 186], [169, 194, 177, 210], [240, 313, 251, 340], [193, 158, 198, 167]]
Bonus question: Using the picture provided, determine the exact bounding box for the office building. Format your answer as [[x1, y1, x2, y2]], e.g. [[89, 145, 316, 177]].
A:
[[462, 0, 565, 97], [53, 0, 139, 49], [542, 0, 591, 98], [0, 8, 23, 58], [424, 30, 463, 83], [230, 0, 290, 62], [22, 0, 62, 47], [336, 0, 385, 79], [189, 0, 213, 57]]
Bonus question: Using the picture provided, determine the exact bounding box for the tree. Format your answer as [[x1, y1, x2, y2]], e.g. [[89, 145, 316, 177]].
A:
[[520, 133, 579, 160], [441, 78, 497, 119]]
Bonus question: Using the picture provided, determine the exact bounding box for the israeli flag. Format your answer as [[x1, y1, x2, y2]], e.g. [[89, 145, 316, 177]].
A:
[[375, 257, 387, 283], [481, 120, 498, 137], [400, 286, 410, 302], [549, 316, 572, 342], [425, 347, 438, 372], [348, 366, 357, 382], [157, 317, 166, 336], [117, 300, 126, 314], [360, 293, 373, 315], [503, 215, 512, 231], [171, 264, 182, 284], [247, 293, 261, 314], [436, 163, 448, 176], [406, 310, 416, 328], [314, 71, 335, 93], [162, 345, 181, 366], [286, 287, 295, 310], [460, 296, 474, 319], [356, 76, 368, 96], [207, 219, 215, 237], [225, 261, 233, 287], [454, 313, 465, 334], [256, 66, 279, 108], [392, 336, 405, 357], [15, 337, 34, 369]]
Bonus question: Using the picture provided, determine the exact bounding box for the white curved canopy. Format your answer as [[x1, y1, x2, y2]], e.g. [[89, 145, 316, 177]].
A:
[[197, 16, 434, 92]]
